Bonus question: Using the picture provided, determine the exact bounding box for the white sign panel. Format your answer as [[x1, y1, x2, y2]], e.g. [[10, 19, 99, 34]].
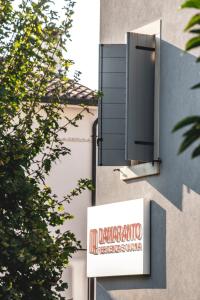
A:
[[87, 199, 150, 277]]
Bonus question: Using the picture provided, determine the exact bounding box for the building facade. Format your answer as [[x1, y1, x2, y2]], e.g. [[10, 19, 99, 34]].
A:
[[94, 1, 200, 300], [46, 81, 97, 300]]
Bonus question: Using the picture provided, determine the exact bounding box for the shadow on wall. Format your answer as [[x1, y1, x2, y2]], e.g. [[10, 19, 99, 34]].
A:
[[97, 282, 114, 300], [97, 202, 166, 293], [147, 40, 200, 211]]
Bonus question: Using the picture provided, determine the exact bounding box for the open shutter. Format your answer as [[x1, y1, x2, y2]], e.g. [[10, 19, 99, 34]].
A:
[[98, 44, 128, 166], [126, 32, 155, 162]]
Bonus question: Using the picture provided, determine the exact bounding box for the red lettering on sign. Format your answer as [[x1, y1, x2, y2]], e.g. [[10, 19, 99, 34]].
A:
[[89, 229, 98, 255], [89, 222, 143, 255]]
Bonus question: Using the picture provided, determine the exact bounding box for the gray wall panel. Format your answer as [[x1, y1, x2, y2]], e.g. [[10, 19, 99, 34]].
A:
[[97, 39, 200, 300], [98, 2, 200, 300]]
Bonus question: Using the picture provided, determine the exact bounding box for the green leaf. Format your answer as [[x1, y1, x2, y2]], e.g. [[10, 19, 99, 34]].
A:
[[189, 28, 200, 34], [184, 13, 200, 31], [58, 204, 64, 212], [186, 36, 200, 50], [0, 0, 90, 298], [191, 82, 200, 88], [181, 0, 200, 9], [178, 129, 199, 153], [172, 116, 200, 132], [192, 144, 200, 157], [43, 158, 51, 173]]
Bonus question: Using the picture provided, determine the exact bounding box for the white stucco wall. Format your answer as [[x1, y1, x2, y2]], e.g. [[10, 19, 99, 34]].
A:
[[47, 105, 97, 300]]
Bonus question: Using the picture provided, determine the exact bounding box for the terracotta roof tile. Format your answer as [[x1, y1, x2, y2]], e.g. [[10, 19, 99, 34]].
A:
[[44, 78, 98, 106]]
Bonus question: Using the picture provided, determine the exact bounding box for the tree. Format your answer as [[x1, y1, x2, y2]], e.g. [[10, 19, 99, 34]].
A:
[[173, 0, 200, 158], [0, 0, 92, 299]]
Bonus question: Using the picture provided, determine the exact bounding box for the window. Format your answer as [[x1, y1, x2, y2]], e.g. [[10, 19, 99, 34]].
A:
[[98, 26, 160, 166]]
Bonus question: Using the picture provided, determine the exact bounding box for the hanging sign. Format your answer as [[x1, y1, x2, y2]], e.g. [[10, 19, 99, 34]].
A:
[[87, 198, 150, 277]]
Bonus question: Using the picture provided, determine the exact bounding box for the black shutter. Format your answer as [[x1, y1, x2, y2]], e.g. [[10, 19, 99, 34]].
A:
[[126, 32, 155, 162], [98, 44, 129, 166]]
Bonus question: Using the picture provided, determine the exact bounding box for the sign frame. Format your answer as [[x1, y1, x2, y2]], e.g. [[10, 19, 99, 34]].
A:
[[87, 198, 150, 277]]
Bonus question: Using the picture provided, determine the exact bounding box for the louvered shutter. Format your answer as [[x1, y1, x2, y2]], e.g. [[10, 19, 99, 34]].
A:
[[98, 44, 128, 166], [126, 32, 155, 162]]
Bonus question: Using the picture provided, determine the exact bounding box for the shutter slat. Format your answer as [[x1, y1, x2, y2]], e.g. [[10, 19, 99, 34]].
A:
[[101, 150, 128, 166], [102, 119, 125, 134], [102, 103, 125, 119], [102, 57, 126, 73], [102, 73, 126, 89], [101, 88, 126, 104], [102, 134, 125, 150], [98, 44, 128, 166], [102, 45, 126, 58]]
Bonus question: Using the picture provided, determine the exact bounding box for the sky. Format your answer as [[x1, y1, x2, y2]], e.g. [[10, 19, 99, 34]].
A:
[[13, 0, 100, 90], [67, 0, 100, 90]]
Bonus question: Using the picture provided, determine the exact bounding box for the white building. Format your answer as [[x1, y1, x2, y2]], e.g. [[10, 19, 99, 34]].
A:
[[46, 80, 97, 300]]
